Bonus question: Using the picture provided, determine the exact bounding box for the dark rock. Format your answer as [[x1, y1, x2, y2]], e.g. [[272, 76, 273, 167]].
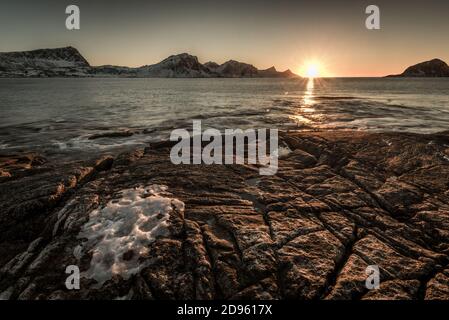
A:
[[1, 130, 449, 300], [387, 58, 449, 77], [122, 250, 134, 261], [88, 130, 134, 140], [0, 153, 47, 180]]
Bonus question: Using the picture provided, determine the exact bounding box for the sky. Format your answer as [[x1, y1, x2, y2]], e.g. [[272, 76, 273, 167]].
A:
[[0, 0, 448, 77]]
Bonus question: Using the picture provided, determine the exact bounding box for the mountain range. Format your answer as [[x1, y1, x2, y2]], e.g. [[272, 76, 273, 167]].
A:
[[0, 46, 298, 78], [2, 46, 447, 78]]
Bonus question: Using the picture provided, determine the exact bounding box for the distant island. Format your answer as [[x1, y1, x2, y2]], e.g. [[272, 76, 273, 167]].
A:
[[387, 58, 449, 77], [0, 46, 299, 78]]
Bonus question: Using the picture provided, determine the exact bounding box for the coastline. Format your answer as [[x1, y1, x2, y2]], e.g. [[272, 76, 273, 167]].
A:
[[1, 129, 449, 300]]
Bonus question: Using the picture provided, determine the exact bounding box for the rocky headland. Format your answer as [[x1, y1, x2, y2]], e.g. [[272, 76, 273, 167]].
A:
[[387, 58, 449, 77]]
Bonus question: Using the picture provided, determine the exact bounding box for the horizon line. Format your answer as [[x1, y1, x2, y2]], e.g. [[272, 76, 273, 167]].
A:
[[1, 45, 447, 78]]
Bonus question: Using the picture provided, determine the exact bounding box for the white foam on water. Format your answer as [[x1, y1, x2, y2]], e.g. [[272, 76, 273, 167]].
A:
[[76, 184, 184, 286], [0, 142, 10, 149]]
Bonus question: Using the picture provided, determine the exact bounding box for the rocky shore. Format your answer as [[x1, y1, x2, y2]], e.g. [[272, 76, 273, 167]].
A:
[[1, 130, 449, 300]]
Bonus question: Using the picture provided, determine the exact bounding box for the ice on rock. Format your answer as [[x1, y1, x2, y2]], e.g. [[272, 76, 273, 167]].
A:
[[76, 185, 184, 286]]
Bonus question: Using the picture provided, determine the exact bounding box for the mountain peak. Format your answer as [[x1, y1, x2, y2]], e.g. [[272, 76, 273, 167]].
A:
[[217, 60, 258, 77], [27, 46, 89, 66], [0, 46, 91, 77], [428, 58, 446, 64], [204, 61, 220, 70], [388, 58, 449, 77], [138, 52, 210, 77], [164, 53, 198, 61]]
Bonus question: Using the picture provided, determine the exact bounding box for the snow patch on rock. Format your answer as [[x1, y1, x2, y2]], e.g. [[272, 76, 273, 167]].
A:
[[76, 185, 184, 286]]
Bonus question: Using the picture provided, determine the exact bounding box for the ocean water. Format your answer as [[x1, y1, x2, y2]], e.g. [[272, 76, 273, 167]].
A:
[[1, 77, 449, 159]]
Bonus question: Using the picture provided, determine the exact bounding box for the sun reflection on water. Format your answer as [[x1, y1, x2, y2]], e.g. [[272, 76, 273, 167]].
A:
[[288, 78, 321, 128], [303, 78, 315, 107]]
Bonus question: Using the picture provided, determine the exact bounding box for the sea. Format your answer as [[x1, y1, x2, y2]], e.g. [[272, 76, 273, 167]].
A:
[[1, 77, 449, 159]]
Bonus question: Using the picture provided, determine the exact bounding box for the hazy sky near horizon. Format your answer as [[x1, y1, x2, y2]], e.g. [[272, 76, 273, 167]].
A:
[[0, 0, 448, 76]]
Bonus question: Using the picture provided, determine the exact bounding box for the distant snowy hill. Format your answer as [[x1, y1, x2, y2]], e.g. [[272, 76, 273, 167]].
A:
[[0, 47, 299, 78], [136, 53, 214, 78], [204, 60, 296, 78], [0, 47, 91, 77]]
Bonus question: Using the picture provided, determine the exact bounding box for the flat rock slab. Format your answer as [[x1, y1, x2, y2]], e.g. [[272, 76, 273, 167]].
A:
[[0, 130, 449, 300]]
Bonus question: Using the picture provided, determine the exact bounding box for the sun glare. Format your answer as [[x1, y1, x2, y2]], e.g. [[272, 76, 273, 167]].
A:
[[305, 62, 320, 78]]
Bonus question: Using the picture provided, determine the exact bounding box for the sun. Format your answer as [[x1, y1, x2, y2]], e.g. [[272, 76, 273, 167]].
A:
[[304, 61, 320, 78]]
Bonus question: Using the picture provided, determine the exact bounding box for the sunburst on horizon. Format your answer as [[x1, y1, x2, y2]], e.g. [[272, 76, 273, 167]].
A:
[[306, 62, 319, 78], [297, 60, 328, 78]]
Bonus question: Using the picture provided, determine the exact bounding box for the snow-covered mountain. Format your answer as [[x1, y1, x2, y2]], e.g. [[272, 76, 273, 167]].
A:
[[210, 60, 258, 77], [136, 53, 214, 77], [0, 47, 299, 78], [0, 46, 91, 77], [204, 60, 296, 78]]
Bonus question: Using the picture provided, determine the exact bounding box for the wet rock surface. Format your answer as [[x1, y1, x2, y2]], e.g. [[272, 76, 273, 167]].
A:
[[88, 130, 135, 140], [1, 130, 449, 300]]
